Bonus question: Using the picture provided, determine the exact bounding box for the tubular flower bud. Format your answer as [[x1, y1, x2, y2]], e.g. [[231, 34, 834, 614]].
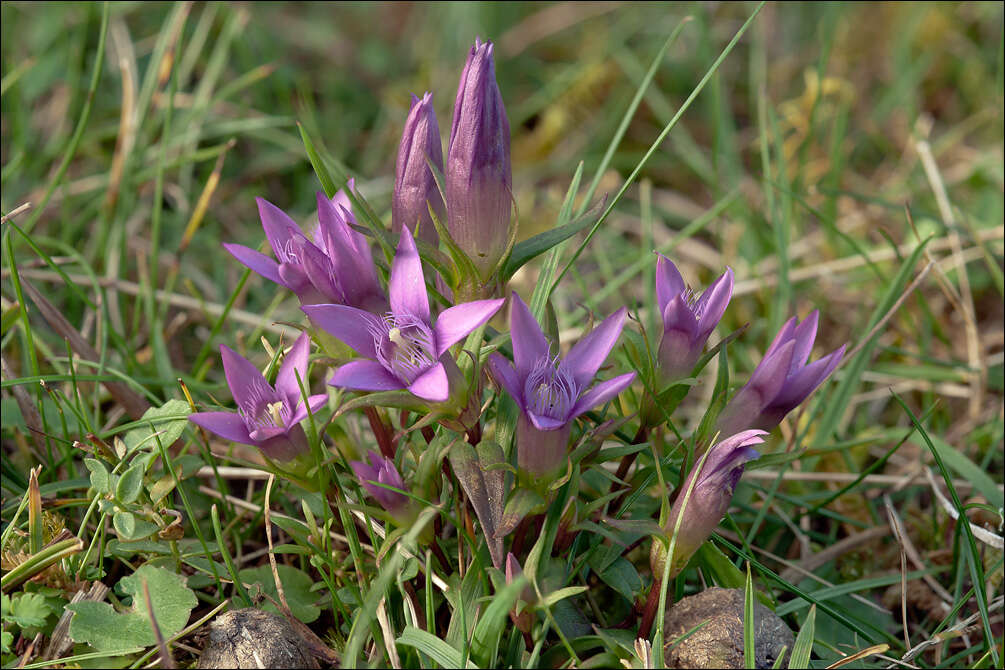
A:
[[393, 92, 445, 246], [446, 39, 513, 280], [652, 430, 765, 580]]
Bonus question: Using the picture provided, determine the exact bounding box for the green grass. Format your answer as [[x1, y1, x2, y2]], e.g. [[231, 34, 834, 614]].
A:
[[2, 2, 1003, 668]]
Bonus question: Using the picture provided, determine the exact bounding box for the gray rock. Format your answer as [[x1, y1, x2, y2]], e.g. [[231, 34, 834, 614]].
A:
[[663, 587, 793, 669], [197, 608, 320, 669]]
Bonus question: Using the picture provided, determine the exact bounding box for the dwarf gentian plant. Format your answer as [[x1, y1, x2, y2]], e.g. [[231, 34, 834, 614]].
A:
[[446, 38, 512, 284], [350, 450, 408, 512], [656, 255, 733, 382], [651, 429, 765, 580], [487, 294, 635, 480], [188, 332, 326, 463], [393, 92, 445, 247], [717, 311, 846, 436], [224, 184, 385, 311], [302, 227, 504, 403]]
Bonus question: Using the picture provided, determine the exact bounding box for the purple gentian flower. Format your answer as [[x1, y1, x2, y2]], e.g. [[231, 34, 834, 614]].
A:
[[302, 227, 504, 403], [487, 294, 636, 478], [188, 332, 327, 462], [716, 311, 846, 436], [655, 255, 733, 381], [654, 430, 765, 579], [393, 92, 445, 247], [224, 184, 385, 311], [447, 38, 512, 280], [349, 450, 408, 512]]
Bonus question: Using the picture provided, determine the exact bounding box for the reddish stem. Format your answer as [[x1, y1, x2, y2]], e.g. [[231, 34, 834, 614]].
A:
[[364, 407, 396, 460]]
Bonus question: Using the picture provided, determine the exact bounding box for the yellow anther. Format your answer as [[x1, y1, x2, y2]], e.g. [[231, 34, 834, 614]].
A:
[[388, 327, 405, 346], [266, 401, 285, 426]]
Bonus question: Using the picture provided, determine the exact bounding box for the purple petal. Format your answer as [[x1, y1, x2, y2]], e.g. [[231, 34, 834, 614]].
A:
[[655, 255, 686, 316], [561, 307, 627, 389], [695, 267, 734, 336], [434, 298, 505, 355], [277, 260, 311, 295], [389, 227, 430, 322], [510, 293, 550, 380], [301, 304, 380, 358], [701, 429, 766, 482], [527, 411, 567, 432], [223, 243, 284, 286], [761, 317, 798, 362], [406, 361, 449, 402], [249, 425, 286, 443], [220, 345, 276, 413], [188, 412, 254, 445], [790, 310, 819, 370], [662, 295, 699, 339], [487, 353, 525, 407], [317, 191, 382, 309], [331, 360, 404, 392], [769, 343, 845, 411], [569, 372, 636, 419], [257, 197, 303, 259], [276, 333, 313, 402], [747, 340, 796, 407], [286, 393, 329, 427]]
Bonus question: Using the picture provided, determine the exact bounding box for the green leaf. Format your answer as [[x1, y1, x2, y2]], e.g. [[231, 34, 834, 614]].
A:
[[598, 557, 643, 602], [112, 511, 159, 541], [2, 592, 51, 628], [744, 563, 755, 670], [470, 577, 526, 667], [501, 197, 605, 280], [67, 565, 196, 652], [912, 434, 1004, 509], [497, 487, 544, 538], [84, 458, 110, 494], [115, 463, 145, 504], [121, 400, 190, 454], [539, 586, 589, 608], [398, 626, 479, 669], [788, 604, 815, 668], [237, 564, 321, 624]]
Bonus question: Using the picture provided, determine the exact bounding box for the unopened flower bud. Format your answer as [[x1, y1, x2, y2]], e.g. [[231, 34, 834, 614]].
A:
[[393, 92, 445, 246], [446, 39, 512, 280]]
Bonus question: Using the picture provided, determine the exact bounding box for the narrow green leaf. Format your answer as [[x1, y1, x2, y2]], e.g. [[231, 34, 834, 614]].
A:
[[744, 562, 755, 670], [398, 626, 479, 669], [788, 604, 815, 668]]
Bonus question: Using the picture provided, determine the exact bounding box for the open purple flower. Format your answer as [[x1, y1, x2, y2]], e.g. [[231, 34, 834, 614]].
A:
[[716, 311, 846, 436], [447, 38, 512, 280], [302, 227, 504, 403], [654, 430, 765, 579], [393, 92, 445, 247], [224, 184, 385, 311], [487, 294, 636, 478], [655, 256, 733, 382], [188, 332, 327, 462], [350, 450, 408, 512]]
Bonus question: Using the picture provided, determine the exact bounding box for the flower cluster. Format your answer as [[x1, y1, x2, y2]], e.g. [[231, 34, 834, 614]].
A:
[[188, 39, 846, 596]]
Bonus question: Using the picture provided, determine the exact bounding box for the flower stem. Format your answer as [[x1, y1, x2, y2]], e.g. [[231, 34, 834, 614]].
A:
[[638, 577, 664, 641], [364, 406, 396, 459]]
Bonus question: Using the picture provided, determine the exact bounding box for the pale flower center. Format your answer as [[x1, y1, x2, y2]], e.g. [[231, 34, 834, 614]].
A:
[[524, 356, 578, 420], [239, 381, 288, 432], [373, 314, 436, 384]]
